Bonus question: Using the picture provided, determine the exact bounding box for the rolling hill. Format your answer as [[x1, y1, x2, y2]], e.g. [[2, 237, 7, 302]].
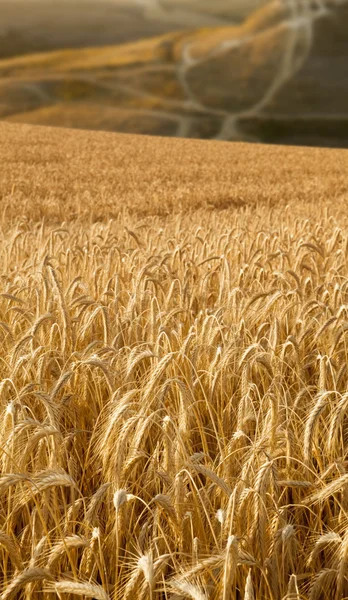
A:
[[1, 0, 348, 147], [0, 1, 179, 60]]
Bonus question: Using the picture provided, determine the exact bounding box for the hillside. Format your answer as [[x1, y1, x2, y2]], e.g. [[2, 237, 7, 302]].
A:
[[0, 1, 178, 59], [0, 0, 264, 61], [1, 0, 348, 147]]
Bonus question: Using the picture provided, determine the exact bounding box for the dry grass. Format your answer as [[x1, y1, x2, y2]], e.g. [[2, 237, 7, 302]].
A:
[[1, 123, 348, 598]]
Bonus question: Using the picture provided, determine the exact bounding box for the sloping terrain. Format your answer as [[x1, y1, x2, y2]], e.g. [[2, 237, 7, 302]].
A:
[[1, 0, 348, 147], [0, 0, 266, 61], [0, 1, 178, 59]]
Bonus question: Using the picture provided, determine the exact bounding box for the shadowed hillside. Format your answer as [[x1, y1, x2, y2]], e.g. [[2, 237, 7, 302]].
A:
[[0, 1, 180, 59], [1, 0, 348, 147]]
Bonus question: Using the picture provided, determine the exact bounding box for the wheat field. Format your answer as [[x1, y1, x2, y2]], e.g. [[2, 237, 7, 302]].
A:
[[1, 123, 348, 599]]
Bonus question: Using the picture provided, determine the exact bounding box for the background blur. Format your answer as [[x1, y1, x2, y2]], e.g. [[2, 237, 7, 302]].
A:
[[1, 0, 347, 147]]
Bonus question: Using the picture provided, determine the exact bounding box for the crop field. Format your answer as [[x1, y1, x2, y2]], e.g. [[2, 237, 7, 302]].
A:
[[1, 123, 348, 599]]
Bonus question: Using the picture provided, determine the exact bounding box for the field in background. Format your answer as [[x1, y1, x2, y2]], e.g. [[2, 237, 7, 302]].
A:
[[0, 0, 260, 61], [1, 124, 348, 598], [0, 1, 178, 59], [1, 1, 348, 148]]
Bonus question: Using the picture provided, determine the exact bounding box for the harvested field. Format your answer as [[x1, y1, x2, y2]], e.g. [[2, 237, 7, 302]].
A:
[[1, 122, 348, 599]]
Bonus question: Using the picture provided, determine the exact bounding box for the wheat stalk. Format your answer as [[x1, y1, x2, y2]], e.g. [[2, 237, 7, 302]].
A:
[[47, 580, 110, 600], [1, 179, 348, 598]]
